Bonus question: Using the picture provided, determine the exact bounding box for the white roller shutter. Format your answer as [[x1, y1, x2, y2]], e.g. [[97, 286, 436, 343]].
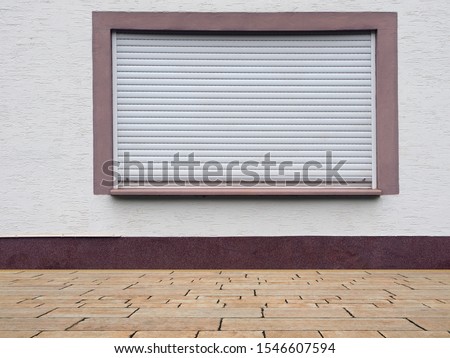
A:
[[112, 31, 376, 188]]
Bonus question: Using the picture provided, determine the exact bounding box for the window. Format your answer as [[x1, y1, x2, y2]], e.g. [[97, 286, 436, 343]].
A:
[[93, 12, 398, 195]]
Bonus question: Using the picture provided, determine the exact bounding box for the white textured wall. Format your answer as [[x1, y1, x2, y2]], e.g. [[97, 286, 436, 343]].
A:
[[1, 0, 450, 237]]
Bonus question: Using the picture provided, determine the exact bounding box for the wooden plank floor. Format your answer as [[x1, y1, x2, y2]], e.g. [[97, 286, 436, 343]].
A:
[[0, 270, 449, 338]]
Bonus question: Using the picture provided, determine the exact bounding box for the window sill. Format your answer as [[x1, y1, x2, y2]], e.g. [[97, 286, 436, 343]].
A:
[[110, 187, 382, 196]]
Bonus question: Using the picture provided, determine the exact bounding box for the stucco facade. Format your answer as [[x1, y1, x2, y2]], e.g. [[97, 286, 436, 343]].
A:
[[1, 0, 450, 238]]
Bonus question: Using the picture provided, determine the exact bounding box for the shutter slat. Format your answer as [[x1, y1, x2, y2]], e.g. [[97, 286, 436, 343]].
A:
[[117, 59, 371, 67], [117, 46, 371, 54], [118, 143, 372, 151], [117, 150, 372, 157], [118, 73, 371, 80], [118, 98, 372, 105], [118, 156, 372, 164], [116, 127, 371, 135], [116, 39, 371, 47], [117, 92, 371, 99], [116, 33, 371, 41], [117, 136, 371, 144], [116, 79, 372, 87], [117, 52, 372, 60], [120, 169, 372, 177], [117, 66, 371, 73], [117, 120, 371, 126], [117, 111, 371, 118], [118, 105, 370, 112], [117, 85, 372, 93]]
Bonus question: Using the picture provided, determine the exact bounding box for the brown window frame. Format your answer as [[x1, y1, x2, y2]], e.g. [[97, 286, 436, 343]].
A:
[[93, 12, 398, 196]]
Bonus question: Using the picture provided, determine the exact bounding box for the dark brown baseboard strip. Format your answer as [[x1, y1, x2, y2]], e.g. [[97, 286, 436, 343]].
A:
[[0, 236, 448, 269]]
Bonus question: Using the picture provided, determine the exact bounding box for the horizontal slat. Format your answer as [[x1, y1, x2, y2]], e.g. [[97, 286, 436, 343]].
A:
[[117, 136, 371, 145], [116, 33, 371, 41], [117, 52, 371, 61], [111, 186, 377, 193], [117, 72, 371, 80], [117, 155, 372, 164], [117, 125, 371, 133], [116, 79, 371, 87], [117, 149, 371, 157], [116, 127, 371, 135], [119, 175, 371, 182], [117, 143, 371, 150], [118, 171, 372, 180], [119, 168, 371, 174], [117, 105, 370, 113], [117, 91, 371, 99], [118, 98, 371, 106], [117, 85, 371, 93], [117, 59, 371, 67], [117, 66, 371, 73], [119, 180, 372, 186], [118, 163, 372, 170], [117, 111, 370, 119], [119, 169, 371, 176], [116, 40, 371, 48], [117, 46, 371, 54], [117, 117, 371, 125]]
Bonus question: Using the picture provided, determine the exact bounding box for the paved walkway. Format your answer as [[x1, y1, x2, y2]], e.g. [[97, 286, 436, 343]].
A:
[[0, 270, 449, 338]]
